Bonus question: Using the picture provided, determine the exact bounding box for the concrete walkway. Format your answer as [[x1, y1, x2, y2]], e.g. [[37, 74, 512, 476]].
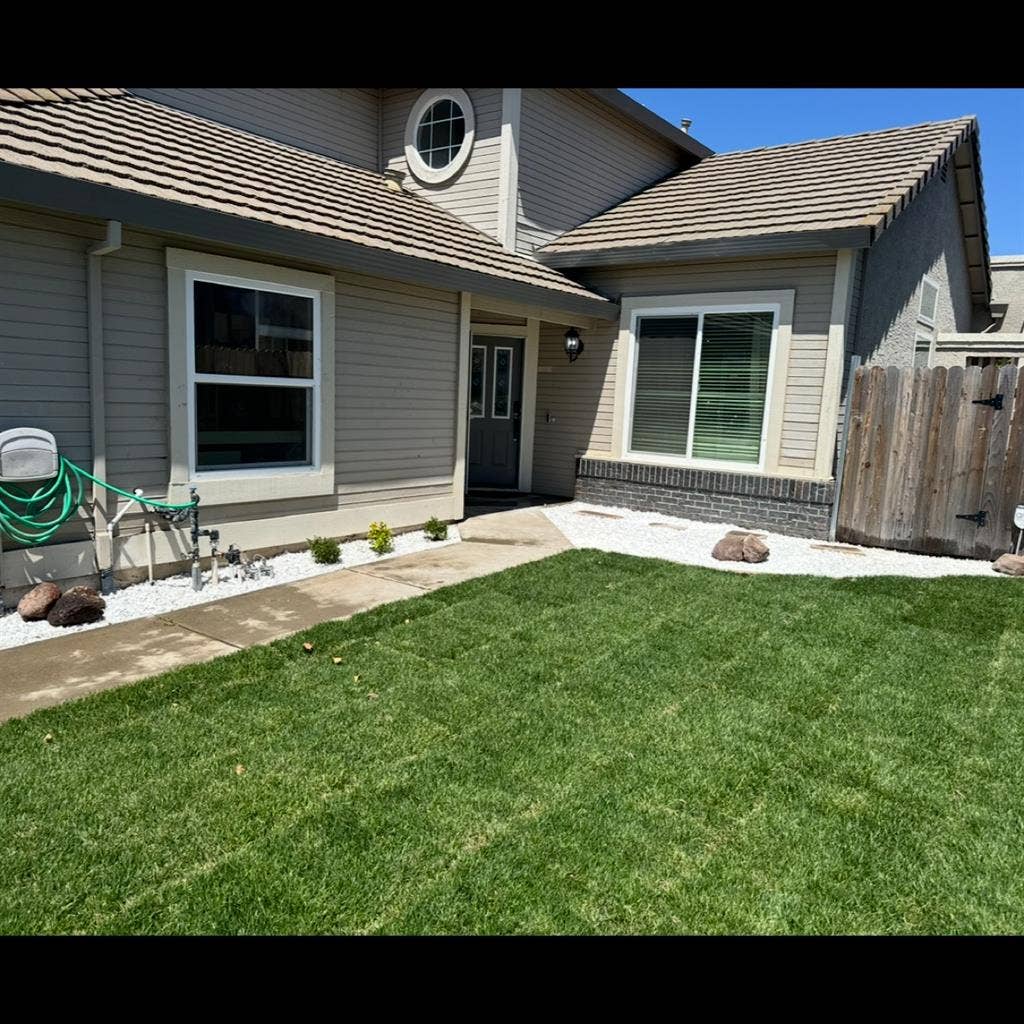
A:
[[0, 508, 571, 722]]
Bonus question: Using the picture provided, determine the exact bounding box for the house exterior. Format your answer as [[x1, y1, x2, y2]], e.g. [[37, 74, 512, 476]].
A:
[[932, 255, 1024, 367], [0, 87, 998, 596]]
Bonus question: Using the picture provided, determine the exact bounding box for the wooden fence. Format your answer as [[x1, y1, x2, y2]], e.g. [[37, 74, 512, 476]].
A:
[[836, 363, 1024, 560]]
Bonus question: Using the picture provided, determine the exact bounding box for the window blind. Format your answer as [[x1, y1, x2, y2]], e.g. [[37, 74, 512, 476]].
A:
[[630, 316, 698, 456], [691, 311, 773, 463], [629, 310, 774, 465]]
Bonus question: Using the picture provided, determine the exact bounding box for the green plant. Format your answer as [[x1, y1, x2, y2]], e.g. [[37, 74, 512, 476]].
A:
[[307, 535, 341, 565], [423, 516, 448, 542], [367, 521, 394, 555]]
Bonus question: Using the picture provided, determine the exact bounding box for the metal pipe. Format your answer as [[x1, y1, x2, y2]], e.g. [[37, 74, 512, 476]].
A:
[[145, 521, 155, 585], [87, 220, 122, 596]]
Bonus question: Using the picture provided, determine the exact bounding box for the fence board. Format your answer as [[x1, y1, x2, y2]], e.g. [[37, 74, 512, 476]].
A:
[[836, 364, 1024, 560]]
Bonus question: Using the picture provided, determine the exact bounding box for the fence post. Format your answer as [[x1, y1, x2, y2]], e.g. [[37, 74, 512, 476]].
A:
[[828, 355, 862, 541]]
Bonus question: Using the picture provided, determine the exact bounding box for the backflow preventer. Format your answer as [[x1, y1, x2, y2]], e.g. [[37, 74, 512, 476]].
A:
[[0, 427, 243, 606]]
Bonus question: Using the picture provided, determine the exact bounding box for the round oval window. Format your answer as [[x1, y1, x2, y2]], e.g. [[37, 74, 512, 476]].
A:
[[404, 89, 475, 185]]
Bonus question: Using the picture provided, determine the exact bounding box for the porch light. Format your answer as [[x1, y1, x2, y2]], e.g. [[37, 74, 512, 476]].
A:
[[564, 327, 584, 363]]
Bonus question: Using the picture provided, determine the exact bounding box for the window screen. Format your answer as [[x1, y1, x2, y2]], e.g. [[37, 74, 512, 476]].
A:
[[629, 310, 774, 465], [919, 279, 939, 324]]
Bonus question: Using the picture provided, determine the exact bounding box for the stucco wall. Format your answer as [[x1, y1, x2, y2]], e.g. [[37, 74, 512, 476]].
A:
[[853, 168, 973, 367], [990, 258, 1024, 333]]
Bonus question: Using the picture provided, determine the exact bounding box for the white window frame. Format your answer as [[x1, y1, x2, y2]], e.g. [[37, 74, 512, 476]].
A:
[[622, 302, 781, 473], [469, 344, 487, 419], [186, 269, 322, 481], [166, 248, 335, 507], [491, 345, 513, 420], [918, 275, 940, 328], [404, 88, 476, 186]]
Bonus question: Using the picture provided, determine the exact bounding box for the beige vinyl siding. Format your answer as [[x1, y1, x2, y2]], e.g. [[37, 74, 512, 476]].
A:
[[333, 271, 459, 494], [516, 89, 683, 256], [533, 320, 618, 496], [380, 89, 503, 240], [0, 206, 92, 470], [128, 88, 380, 169], [530, 254, 838, 491], [0, 202, 459, 560]]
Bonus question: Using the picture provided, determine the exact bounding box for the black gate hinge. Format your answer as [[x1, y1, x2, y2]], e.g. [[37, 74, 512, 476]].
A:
[[956, 510, 988, 527], [972, 393, 1004, 410]]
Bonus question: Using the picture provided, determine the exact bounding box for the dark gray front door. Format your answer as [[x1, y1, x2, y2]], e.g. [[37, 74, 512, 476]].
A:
[[468, 335, 524, 488]]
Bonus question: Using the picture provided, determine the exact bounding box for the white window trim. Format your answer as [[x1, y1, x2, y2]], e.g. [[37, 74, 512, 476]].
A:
[[491, 345, 513, 420], [166, 248, 335, 506], [404, 88, 476, 186], [186, 269, 322, 481], [918, 275, 940, 328], [470, 344, 487, 419], [611, 290, 795, 477], [623, 303, 780, 473], [914, 329, 935, 368]]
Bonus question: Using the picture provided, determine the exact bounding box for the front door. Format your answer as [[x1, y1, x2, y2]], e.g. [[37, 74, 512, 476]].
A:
[[468, 335, 524, 488]]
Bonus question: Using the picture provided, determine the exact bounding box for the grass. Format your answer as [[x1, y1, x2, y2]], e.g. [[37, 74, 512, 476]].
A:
[[1, 547, 1023, 934]]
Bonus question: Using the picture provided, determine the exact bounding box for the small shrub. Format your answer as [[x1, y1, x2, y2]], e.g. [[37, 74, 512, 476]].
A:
[[423, 516, 448, 542], [307, 535, 341, 565], [367, 521, 394, 555]]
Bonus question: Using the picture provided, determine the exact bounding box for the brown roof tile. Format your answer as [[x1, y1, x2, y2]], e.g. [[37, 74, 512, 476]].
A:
[[539, 116, 978, 260], [0, 90, 609, 308]]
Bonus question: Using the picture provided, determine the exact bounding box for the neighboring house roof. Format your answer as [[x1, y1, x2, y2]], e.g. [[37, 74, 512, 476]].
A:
[[538, 117, 990, 303], [0, 90, 615, 318], [584, 89, 713, 161]]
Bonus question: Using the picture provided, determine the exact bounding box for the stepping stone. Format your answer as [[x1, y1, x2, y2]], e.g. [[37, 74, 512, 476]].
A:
[[649, 521, 688, 531], [576, 510, 624, 520], [809, 543, 865, 556], [726, 529, 768, 539]]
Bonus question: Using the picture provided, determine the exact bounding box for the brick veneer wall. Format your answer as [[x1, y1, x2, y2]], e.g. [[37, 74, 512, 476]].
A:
[[575, 458, 835, 539]]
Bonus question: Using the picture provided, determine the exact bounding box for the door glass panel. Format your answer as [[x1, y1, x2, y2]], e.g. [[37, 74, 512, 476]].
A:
[[630, 316, 698, 456], [470, 346, 486, 417], [493, 347, 512, 418]]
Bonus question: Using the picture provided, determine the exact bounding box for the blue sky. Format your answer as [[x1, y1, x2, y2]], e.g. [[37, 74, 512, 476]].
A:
[[623, 89, 1024, 256]]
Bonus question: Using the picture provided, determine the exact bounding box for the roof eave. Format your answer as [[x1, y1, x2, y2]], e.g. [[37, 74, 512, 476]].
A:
[[584, 89, 714, 161], [0, 162, 618, 321], [536, 227, 873, 269]]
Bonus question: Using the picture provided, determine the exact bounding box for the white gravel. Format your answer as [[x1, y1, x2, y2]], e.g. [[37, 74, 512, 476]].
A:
[[545, 501, 1007, 580], [0, 527, 460, 651]]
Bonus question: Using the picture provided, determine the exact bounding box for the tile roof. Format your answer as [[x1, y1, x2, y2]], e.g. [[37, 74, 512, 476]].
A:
[[538, 116, 978, 262], [0, 90, 610, 309]]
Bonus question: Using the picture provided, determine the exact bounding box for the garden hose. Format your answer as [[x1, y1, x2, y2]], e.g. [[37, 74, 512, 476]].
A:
[[0, 456, 196, 546]]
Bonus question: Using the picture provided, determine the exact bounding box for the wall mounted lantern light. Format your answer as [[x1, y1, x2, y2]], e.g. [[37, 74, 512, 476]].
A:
[[564, 327, 584, 364]]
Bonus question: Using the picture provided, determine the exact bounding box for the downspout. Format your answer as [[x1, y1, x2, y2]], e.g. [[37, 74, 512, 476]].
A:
[[87, 220, 122, 594]]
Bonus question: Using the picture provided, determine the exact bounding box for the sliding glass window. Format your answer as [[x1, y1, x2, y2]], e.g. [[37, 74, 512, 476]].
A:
[[629, 308, 776, 467]]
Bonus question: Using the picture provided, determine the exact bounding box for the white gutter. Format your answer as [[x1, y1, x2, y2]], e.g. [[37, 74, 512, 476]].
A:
[[87, 220, 122, 593]]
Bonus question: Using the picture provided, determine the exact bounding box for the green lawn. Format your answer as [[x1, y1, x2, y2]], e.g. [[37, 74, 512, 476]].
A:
[[2, 548, 1023, 934]]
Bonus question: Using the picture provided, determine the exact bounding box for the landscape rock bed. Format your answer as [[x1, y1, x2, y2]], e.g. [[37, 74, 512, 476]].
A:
[[545, 502, 1006, 580], [0, 527, 461, 651]]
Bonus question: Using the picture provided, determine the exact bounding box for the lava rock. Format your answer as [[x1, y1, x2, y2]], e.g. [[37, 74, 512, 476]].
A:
[[17, 582, 62, 621], [712, 533, 770, 563], [992, 553, 1024, 576], [46, 586, 106, 627]]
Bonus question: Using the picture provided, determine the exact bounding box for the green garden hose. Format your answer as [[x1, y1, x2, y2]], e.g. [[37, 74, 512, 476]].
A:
[[0, 456, 196, 546]]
